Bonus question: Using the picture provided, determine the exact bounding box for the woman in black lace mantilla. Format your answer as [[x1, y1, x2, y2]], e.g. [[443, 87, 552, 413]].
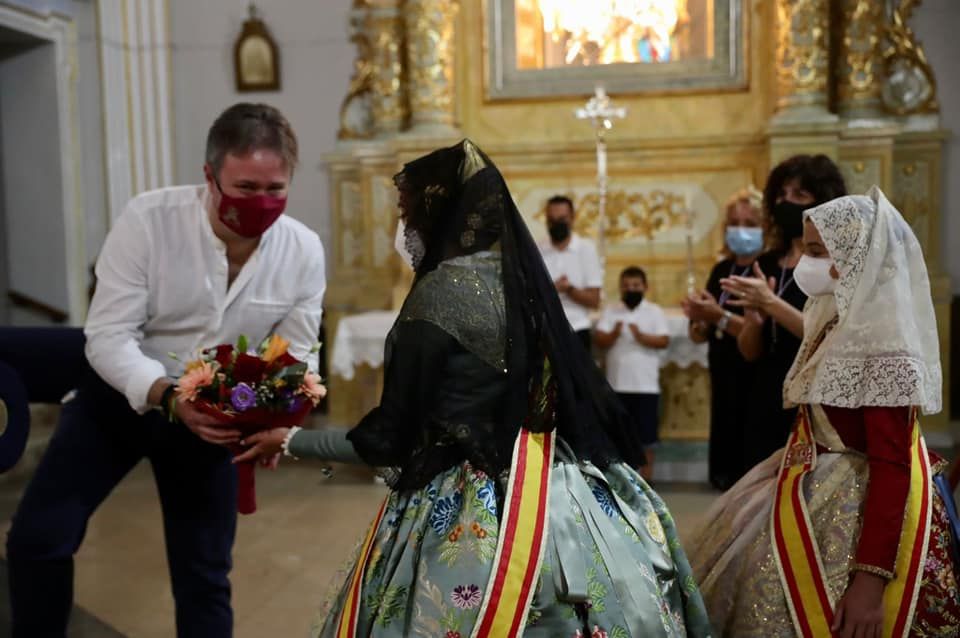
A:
[[239, 140, 712, 638]]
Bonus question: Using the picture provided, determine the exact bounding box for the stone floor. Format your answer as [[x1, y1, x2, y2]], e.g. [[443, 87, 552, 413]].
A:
[[0, 461, 717, 637]]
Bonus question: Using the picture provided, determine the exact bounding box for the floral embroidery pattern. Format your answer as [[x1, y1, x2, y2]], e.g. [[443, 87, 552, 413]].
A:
[[591, 482, 618, 518], [476, 481, 497, 517], [430, 493, 463, 536], [911, 490, 960, 633], [368, 584, 408, 628], [450, 584, 482, 609], [315, 461, 712, 637]]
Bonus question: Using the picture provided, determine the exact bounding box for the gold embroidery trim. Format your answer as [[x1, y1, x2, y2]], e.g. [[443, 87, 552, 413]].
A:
[[851, 562, 895, 580]]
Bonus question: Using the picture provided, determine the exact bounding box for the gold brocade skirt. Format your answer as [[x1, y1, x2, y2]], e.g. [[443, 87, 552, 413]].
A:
[[689, 447, 960, 637], [690, 449, 868, 637]]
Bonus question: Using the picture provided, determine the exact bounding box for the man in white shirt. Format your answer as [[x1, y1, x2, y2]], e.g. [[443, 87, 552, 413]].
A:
[[538, 195, 604, 351], [594, 266, 669, 480], [6, 103, 326, 637]]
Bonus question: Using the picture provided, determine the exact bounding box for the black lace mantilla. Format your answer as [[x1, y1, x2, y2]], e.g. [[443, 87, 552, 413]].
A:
[[399, 252, 506, 372], [347, 140, 645, 488]]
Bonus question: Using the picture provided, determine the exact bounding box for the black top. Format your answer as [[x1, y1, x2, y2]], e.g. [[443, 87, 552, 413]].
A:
[[704, 257, 752, 368], [703, 258, 757, 489], [755, 251, 807, 377], [349, 140, 645, 489], [349, 320, 510, 489], [741, 250, 808, 469]]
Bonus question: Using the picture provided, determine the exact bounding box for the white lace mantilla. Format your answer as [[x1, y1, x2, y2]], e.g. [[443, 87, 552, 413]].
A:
[[784, 187, 942, 415]]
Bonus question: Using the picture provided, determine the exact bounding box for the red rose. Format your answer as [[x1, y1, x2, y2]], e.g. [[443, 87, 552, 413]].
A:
[[211, 344, 235, 368], [232, 353, 267, 383]]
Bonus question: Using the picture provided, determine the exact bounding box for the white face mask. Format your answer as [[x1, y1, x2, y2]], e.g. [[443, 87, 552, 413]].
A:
[[794, 254, 837, 297], [394, 219, 425, 270]]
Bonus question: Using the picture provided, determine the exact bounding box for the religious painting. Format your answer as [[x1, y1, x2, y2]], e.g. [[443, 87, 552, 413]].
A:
[[234, 5, 280, 92], [487, 0, 745, 99]]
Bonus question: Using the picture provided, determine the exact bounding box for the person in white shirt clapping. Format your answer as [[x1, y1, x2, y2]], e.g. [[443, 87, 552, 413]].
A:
[[594, 266, 669, 481], [6, 103, 326, 637]]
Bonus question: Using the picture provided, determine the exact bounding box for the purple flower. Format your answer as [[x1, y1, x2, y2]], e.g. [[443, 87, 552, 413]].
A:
[[230, 383, 257, 412], [450, 584, 482, 609], [286, 396, 305, 413]]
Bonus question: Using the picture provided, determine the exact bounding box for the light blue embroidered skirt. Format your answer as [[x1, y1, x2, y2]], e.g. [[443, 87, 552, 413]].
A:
[[313, 449, 712, 638]]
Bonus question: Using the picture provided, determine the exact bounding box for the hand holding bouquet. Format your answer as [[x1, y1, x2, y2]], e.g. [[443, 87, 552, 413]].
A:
[[174, 334, 326, 514]]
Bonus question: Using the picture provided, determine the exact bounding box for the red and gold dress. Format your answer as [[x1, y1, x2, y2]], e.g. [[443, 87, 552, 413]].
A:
[[689, 402, 960, 637]]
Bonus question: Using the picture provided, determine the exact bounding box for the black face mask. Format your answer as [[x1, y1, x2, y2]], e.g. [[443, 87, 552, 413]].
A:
[[622, 291, 644, 309], [548, 221, 571, 244], [773, 200, 807, 243]]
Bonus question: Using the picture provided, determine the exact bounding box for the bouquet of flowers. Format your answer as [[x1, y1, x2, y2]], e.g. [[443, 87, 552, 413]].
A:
[[174, 334, 325, 514]]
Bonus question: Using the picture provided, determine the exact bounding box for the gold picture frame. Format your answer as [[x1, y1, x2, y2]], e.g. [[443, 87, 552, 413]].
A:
[[234, 4, 280, 93], [485, 0, 746, 100]]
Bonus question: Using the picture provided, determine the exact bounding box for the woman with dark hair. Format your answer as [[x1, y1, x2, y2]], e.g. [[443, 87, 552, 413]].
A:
[[237, 140, 711, 637], [720, 154, 847, 470]]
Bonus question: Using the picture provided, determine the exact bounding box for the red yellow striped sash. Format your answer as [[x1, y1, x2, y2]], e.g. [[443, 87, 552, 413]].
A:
[[335, 497, 388, 638], [772, 407, 932, 638], [471, 428, 555, 638], [771, 408, 834, 637], [883, 414, 931, 638]]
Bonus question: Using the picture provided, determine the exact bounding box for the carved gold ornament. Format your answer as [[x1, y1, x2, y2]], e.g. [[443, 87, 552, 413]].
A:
[[881, 0, 939, 115], [405, 0, 459, 128], [775, 0, 830, 106], [836, 0, 883, 114], [536, 189, 686, 241], [338, 13, 375, 139]]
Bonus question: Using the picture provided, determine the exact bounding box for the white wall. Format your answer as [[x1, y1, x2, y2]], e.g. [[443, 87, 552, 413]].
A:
[[913, 0, 960, 293], [0, 37, 69, 312], [1, 0, 70, 14], [169, 0, 354, 256], [73, 0, 107, 270]]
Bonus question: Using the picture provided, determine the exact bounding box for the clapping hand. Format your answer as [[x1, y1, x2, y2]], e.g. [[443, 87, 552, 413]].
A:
[[744, 308, 766, 326], [720, 262, 777, 310], [682, 290, 721, 323]]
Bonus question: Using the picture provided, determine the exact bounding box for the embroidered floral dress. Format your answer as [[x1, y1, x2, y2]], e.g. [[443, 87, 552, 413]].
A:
[[309, 254, 712, 637], [311, 450, 710, 637]]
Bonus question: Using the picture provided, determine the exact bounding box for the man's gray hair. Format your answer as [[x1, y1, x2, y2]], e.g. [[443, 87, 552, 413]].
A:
[[205, 103, 298, 176]]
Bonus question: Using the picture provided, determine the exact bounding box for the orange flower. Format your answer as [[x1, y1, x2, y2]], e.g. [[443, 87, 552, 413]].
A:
[[177, 361, 218, 402], [298, 371, 327, 405], [261, 334, 290, 364], [184, 358, 206, 373]]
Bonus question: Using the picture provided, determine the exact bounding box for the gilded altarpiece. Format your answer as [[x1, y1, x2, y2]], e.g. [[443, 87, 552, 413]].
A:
[[325, 0, 953, 455]]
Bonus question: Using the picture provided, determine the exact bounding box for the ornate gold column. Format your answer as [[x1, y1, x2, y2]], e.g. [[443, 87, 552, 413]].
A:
[[404, 0, 460, 135], [772, 0, 834, 123], [836, 0, 884, 120], [769, 0, 839, 168], [336, 1, 407, 140], [368, 4, 407, 135], [337, 3, 375, 140]]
